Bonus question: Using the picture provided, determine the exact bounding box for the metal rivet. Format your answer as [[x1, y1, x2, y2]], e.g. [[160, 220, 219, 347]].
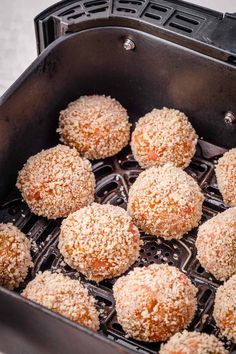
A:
[[224, 111, 236, 125], [123, 38, 135, 51]]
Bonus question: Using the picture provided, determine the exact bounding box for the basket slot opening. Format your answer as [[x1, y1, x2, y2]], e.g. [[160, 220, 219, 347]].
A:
[[112, 322, 124, 332], [150, 4, 168, 12], [116, 7, 136, 13], [168, 22, 193, 33], [60, 9, 76, 16], [96, 181, 118, 197], [40, 254, 57, 272], [199, 289, 212, 304], [89, 7, 109, 13], [144, 13, 161, 20], [122, 160, 140, 169], [175, 14, 199, 25], [94, 165, 113, 179], [197, 264, 205, 274], [84, 0, 107, 8], [119, 0, 143, 5], [21, 215, 39, 234], [68, 12, 85, 20]]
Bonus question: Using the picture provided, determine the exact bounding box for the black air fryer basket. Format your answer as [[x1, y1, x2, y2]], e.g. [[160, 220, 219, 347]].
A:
[[0, 0, 236, 353]]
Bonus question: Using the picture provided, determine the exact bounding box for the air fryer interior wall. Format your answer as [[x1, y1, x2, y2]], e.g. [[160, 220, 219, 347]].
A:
[[1, 27, 236, 200], [0, 24, 236, 354]]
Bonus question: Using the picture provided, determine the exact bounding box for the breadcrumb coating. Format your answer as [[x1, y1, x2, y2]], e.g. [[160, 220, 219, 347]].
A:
[[59, 203, 142, 282], [22, 271, 100, 331], [196, 207, 236, 281], [215, 148, 236, 207], [0, 223, 33, 290], [16, 144, 95, 219], [58, 95, 130, 160], [213, 275, 236, 343], [113, 264, 197, 342], [131, 107, 197, 169], [128, 164, 204, 240], [160, 330, 228, 354]]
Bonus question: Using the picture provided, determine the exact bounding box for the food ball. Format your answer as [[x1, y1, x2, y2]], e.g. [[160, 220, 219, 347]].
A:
[[58, 95, 130, 160], [196, 207, 236, 281], [159, 330, 228, 354], [22, 271, 99, 331], [113, 264, 197, 342], [0, 223, 32, 290], [213, 275, 236, 343], [215, 148, 236, 206], [128, 164, 204, 240], [16, 144, 95, 219], [131, 107, 197, 169], [58, 203, 141, 282]]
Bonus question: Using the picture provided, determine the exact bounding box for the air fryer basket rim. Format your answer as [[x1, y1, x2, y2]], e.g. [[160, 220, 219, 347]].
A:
[[0, 284, 137, 354], [1, 23, 235, 104]]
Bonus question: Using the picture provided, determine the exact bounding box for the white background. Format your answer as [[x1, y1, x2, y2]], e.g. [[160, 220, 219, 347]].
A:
[[0, 0, 236, 96]]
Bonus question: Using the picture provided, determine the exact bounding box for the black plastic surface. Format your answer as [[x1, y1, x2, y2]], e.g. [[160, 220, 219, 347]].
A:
[[34, 0, 236, 63]]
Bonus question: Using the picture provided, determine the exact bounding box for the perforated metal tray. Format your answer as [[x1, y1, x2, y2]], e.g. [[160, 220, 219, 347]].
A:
[[0, 139, 235, 353]]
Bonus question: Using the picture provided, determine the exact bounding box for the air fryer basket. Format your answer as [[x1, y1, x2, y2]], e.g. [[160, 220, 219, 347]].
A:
[[0, 1, 236, 353]]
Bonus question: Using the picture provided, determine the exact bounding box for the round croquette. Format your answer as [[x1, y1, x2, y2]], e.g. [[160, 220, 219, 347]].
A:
[[16, 144, 95, 219], [131, 107, 197, 169], [58, 203, 142, 282], [58, 95, 130, 160], [0, 223, 32, 289], [128, 164, 204, 240], [196, 207, 236, 281], [22, 271, 100, 331], [213, 275, 236, 343], [215, 148, 236, 207], [159, 330, 228, 354], [113, 264, 197, 342]]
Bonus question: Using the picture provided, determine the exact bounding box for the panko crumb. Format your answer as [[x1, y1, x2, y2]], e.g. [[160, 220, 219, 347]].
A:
[[59, 203, 142, 282], [16, 144, 95, 219], [58, 95, 130, 160], [213, 275, 236, 343], [160, 330, 228, 354], [128, 164, 204, 240], [131, 107, 197, 169], [215, 148, 236, 206], [113, 264, 197, 342], [22, 271, 99, 331], [0, 223, 33, 289], [196, 207, 236, 281]]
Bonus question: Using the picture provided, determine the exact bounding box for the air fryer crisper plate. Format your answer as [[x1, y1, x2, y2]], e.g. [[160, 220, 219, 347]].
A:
[[0, 139, 235, 354]]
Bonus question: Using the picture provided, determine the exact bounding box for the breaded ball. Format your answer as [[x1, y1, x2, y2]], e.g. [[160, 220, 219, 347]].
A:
[[58, 203, 141, 282], [196, 207, 236, 281], [160, 330, 228, 354], [0, 223, 32, 290], [16, 144, 95, 219], [215, 149, 236, 206], [128, 164, 204, 240], [131, 107, 197, 169], [22, 271, 99, 331], [58, 95, 130, 160], [213, 275, 236, 343], [113, 264, 197, 342]]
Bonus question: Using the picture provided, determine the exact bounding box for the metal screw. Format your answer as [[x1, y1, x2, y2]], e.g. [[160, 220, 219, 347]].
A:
[[123, 38, 135, 51], [224, 111, 236, 125]]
